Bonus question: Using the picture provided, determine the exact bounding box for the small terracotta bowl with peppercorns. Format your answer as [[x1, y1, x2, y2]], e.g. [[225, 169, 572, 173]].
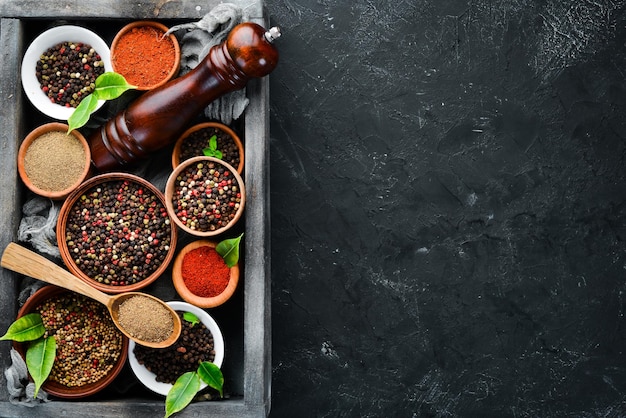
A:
[[56, 173, 177, 294], [14, 285, 129, 399], [165, 156, 246, 237], [171, 122, 244, 174], [21, 25, 113, 120], [171, 240, 240, 308]]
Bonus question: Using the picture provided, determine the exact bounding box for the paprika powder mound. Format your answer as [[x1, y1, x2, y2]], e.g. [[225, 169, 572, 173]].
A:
[[181, 246, 230, 297], [111, 21, 179, 90]]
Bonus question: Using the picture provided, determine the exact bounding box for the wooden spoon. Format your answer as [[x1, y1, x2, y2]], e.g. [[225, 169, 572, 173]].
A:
[[1, 242, 181, 349]]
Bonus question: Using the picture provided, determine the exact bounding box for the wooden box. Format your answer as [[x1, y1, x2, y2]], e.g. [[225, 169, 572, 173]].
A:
[[0, 1, 272, 416]]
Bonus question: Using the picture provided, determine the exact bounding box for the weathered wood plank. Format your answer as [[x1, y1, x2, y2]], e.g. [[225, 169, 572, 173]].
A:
[[0, 2, 271, 416], [0, 0, 264, 20], [0, 17, 24, 402]]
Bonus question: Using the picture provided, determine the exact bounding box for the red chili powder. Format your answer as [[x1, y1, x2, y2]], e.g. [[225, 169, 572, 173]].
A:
[[112, 26, 176, 87], [181, 246, 230, 297]]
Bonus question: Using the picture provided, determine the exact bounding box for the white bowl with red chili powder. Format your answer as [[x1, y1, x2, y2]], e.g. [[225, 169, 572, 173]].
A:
[[21, 25, 112, 120], [18, 122, 92, 200], [110, 20, 180, 91], [172, 240, 240, 308], [127, 301, 224, 396]]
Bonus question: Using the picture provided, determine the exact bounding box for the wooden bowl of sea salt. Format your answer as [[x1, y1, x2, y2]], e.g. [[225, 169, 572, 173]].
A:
[[17, 122, 91, 200]]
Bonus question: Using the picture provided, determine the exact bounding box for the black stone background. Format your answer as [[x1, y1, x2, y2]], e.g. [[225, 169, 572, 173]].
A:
[[265, 1, 626, 417]]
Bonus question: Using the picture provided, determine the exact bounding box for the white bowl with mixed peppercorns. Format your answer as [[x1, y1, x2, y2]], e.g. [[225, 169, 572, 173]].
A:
[[127, 301, 224, 396], [21, 25, 113, 120]]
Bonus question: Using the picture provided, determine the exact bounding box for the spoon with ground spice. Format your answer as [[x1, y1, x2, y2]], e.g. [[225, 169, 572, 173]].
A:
[[1, 243, 182, 349]]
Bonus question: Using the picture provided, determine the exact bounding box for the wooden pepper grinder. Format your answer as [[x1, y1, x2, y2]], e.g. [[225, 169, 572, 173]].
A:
[[89, 22, 281, 171]]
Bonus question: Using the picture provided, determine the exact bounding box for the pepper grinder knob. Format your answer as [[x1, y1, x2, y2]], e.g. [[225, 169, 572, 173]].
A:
[[265, 27, 281, 43]]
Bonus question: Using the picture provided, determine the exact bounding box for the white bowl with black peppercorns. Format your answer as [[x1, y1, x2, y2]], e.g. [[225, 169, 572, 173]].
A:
[[127, 301, 224, 396], [21, 25, 113, 120]]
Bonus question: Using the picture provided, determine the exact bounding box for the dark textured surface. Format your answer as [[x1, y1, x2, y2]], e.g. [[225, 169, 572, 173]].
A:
[[267, 1, 626, 416]]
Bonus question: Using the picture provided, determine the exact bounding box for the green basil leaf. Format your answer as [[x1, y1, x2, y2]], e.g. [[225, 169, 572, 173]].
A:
[[215, 233, 244, 267], [183, 312, 199, 327], [209, 135, 218, 151], [67, 93, 99, 132], [165, 371, 201, 418], [0, 313, 45, 342], [197, 361, 224, 397], [202, 147, 214, 157], [214, 149, 223, 160], [26, 336, 56, 398], [94, 72, 136, 100]]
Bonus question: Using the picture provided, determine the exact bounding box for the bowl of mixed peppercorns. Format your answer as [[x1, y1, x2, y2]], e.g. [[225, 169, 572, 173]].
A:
[[165, 156, 246, 237], [56, 173, 177, 293], [127, 301, 224, 396], [21, 25, 113, 120], [13, 285, 128, 398]]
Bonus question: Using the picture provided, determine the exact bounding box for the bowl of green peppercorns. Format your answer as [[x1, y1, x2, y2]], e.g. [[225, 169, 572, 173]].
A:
[[21, 25, 113, 120]]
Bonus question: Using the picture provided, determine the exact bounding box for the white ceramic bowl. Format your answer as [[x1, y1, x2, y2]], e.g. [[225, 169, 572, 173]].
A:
[[128, 301, 225, 396], [21, 25, 113, 120]]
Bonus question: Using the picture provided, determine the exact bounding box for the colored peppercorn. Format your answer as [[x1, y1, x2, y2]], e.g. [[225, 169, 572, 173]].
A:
[[37, 293, 123, 387], [35, 41, 105, 107], [64, 179, 172, 286], [172, 161, 242, 232]]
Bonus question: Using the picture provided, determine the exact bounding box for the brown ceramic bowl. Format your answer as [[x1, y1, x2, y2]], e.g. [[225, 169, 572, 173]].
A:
[[171, 122, 244, 174], [17, 122, 91, 200], [165, 156, 245, 237], [14, 285, 128, 399], [172, 240, 240, 308], [57, 173, 177, 293], [111, 20, 180, 90]]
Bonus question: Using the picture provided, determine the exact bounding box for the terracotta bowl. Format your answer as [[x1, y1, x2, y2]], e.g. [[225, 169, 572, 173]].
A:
[[127, 301, 224, 396], [14, 285, 128, 399], [57, 173, 177, 293], [172, 240, 240, 308], [111, 20, 180, 90], [171, 122, 244, 174], [165, 156, 246, 237], [21, 25, 113, 120], [17, 122, 92, 200]]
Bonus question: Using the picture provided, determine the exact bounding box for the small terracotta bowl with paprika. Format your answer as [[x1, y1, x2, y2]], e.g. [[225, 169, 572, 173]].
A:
[[14, 285, 129, 399], [172, 240, 240, 308], [18, 122, 92, 200], [171, 121, 244, 174], [111, 20, 180, 91]]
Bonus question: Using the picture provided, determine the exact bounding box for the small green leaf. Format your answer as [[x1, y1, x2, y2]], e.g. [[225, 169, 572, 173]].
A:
[[183, 312, 199, 327], [67, 71, 137, 132], [165, 371, 201, 418], [26, 336, 56, 398], [215, 233, 244, 268], [197, 361, 224, 398], [0, 313, 45, 342], [94, 72, 137, 100], [208, 135, 218, 151], [202, 135, 223, 159], [67, 93, 98, 132]]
